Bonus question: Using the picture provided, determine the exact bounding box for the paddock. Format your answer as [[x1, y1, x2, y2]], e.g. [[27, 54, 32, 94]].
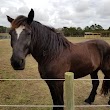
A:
[[0, 37, 110, 110]]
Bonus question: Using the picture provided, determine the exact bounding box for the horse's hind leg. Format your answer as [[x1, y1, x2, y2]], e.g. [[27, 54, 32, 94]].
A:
[[101, 70, 110, 105], [85, 70, 99, 104]]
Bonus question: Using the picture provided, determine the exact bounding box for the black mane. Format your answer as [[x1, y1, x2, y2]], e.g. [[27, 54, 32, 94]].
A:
[[30, 21, 70, 62]]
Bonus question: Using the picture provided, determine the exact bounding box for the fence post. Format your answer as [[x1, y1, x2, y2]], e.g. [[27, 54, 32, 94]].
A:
[[65, 72, 74, 110]]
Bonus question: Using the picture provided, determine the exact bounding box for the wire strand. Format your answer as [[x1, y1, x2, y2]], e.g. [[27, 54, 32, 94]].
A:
[[0, 79, 110, 81]]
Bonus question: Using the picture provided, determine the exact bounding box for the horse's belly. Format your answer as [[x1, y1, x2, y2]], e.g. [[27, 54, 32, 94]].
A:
[[71, 65, 94, 79], [70, 57, 98, 78], [73, 70, 92, 79]]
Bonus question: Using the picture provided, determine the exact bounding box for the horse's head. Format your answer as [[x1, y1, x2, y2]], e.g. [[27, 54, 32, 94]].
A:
[[7, 9, 34, 70]]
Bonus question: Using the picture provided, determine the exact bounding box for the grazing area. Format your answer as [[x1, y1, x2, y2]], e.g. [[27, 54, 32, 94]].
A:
[[0, 33, 10, 39], [0, 37, 110, 110]]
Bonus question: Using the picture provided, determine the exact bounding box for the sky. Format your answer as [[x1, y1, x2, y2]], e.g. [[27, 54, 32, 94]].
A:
[[1, 0, 110, 29]]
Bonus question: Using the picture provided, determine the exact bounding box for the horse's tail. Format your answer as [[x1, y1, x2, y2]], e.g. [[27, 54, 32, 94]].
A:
[[101, 76, 110, 95]]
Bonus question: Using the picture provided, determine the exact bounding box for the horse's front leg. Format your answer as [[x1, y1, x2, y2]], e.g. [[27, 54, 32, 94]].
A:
[[45, 80, 64, 110], [85, 71, 99, 104], [108, 97, 110, 105]]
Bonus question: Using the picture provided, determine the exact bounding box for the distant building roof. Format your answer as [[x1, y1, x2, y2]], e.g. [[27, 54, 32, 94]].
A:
[[85, 32, 101, 35]]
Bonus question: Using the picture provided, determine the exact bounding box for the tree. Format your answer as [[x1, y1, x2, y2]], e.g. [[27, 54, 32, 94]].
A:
[[89, 24, 103, 32], [0, 26, 7, 33], [96, 24, 103, 31], [84, 26, 91, 32], [108, 27, 110, 31], [62, 27, 70, 36], [68, 27, 77, 36], [62, 24, 104, 37], [77, 27, 84, 37]]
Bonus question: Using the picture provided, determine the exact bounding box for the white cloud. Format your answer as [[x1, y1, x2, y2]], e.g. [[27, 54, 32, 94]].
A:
[[96, 0, 110, 18], [1, 7, 8, 14], [74, 0, 90, 13], [1, 0, 110, 29]]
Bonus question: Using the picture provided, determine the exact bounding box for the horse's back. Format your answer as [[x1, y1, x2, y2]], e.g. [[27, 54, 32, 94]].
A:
[[69, 39, 110, 78]]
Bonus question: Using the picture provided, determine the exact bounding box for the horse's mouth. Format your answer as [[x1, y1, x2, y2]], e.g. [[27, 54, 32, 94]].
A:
[[13, 66, 25, 70], [11, 59, 25, 70]]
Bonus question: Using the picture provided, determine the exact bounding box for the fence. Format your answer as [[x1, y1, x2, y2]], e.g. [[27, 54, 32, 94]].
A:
[[0, 72, 110, 110], [65, 72, 110, 110]]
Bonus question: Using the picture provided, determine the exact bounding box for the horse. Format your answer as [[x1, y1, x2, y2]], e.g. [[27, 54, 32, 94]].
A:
[[7, 9, 110, 110]]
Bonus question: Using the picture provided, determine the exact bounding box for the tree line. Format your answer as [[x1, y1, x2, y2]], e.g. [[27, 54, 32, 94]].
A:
[[1, 24, 110, 37], [61, 24, 110, 37], [0, 26, 7, 33], [0, 26, 10, 33]]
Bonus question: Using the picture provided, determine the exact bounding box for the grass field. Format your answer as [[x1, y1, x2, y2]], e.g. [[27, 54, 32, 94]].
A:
[[0, 33, 10, 37], [0, 37, 110, 110]]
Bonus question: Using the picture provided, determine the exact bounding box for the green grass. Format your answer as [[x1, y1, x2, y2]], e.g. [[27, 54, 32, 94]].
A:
[[0, 37, 110, 110]]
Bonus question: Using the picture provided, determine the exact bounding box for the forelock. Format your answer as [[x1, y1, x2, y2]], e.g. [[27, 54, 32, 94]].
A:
[[11, 15, 27, 29]]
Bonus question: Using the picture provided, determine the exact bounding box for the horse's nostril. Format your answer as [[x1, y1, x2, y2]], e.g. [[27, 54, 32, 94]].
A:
[[20, 59, 24, 64], [10, 55, 25, 70]]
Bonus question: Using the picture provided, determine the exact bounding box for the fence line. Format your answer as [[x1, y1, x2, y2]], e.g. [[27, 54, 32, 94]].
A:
[[0, 105, 109, 108], [75, 105, 110, 108], [64, 72, 110, 110], [0, 105, 65, 108], [0, 78, 110, 81], [0, 72, 110, 110], [0, 79, 65, 81]]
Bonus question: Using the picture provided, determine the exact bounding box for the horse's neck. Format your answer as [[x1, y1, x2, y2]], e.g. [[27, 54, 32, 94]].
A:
[[30, 23, 70, 63], [30, 26, 52, 63]]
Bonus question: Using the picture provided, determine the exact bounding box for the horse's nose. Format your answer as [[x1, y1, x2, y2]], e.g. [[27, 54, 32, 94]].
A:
[[10, 55, 25, 70]]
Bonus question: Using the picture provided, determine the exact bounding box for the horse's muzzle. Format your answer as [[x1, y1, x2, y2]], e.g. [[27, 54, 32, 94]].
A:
[[10, 56, 25, 70]]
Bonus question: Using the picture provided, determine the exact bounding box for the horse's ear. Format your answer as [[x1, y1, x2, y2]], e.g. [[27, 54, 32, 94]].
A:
[[27, 9, 34, 25], [7, 15, 14, 23]]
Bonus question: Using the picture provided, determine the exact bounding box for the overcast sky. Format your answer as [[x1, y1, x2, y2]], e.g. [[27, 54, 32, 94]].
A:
[[1, 0, 110, 29]]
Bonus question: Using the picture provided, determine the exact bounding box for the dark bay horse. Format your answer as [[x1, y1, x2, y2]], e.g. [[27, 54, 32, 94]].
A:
[[7, 9, 110, 110]]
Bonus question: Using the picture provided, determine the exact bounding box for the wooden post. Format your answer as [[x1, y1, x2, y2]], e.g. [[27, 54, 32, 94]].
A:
[[65, 72, 75, 110]]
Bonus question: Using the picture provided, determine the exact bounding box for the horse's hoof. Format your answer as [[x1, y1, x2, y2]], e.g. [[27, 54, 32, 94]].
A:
[[85, 99, 92, 105]]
